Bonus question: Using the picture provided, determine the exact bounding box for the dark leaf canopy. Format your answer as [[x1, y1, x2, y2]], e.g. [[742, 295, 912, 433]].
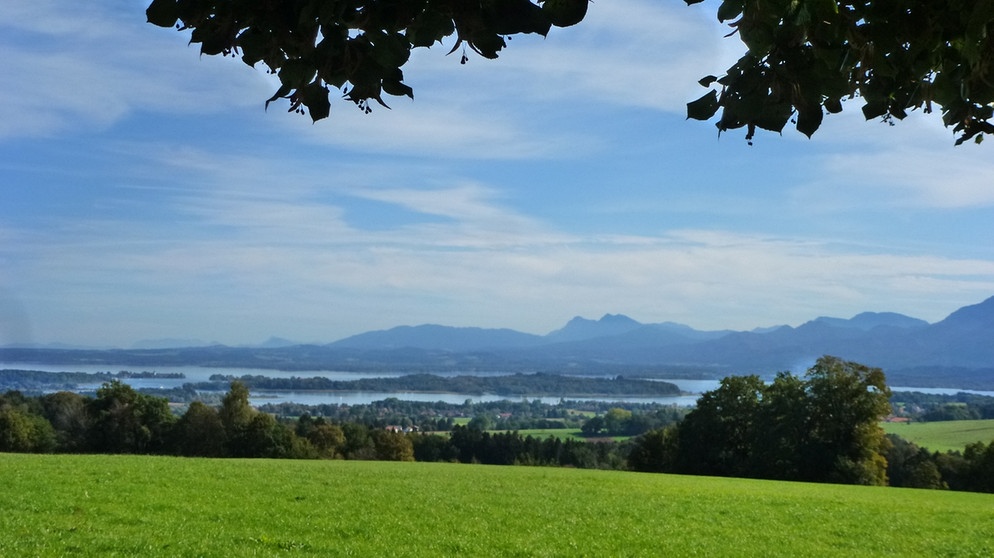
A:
[[688, 0, 994, 144], [147, 0, 586, 120], [148, 0, 994, 144]]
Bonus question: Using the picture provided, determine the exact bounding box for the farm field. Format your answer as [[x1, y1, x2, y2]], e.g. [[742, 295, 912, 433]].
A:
[[2, 453, 992, 557], [882, 419, 994, 453]]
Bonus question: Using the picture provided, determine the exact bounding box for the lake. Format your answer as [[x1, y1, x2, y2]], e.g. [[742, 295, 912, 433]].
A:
[[3, 362, 991, 407]]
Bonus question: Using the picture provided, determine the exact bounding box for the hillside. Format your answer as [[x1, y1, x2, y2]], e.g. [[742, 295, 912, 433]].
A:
[[1, 454, 991, 557]]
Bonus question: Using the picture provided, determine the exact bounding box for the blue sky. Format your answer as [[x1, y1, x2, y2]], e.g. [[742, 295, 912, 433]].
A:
[[2, 1, 994, 348]]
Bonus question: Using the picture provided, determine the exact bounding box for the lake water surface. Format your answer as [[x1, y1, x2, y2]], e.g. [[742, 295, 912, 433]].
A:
[[4, 362, 991, 407]]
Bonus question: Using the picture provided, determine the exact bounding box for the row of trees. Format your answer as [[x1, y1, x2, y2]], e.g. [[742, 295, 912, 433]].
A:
[[627, 356, 994, 493], [0, 381, 413, 461], [884, 433, 994, 492], [200, 372, 680, 397], [581, 406, 688, 437], [629, 356, 893, 484], [414, 425, 626, 469], [5, 359, 994, 493], [0, 378, 631, 467]]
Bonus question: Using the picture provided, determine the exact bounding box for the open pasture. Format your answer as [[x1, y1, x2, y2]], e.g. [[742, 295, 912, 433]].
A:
[[1, 453, 991, 557], [882, 419, 994, 452]]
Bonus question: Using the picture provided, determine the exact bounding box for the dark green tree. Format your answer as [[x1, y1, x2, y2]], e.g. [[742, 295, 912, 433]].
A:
[[38, 391, 91, 452], [340, 422, 376, 460], [602, 407, 633, 436], [675, 374, 765, 477], [411, 432, 459, 462], [87, 381, 175, 454], [580, 415, 605, 436], [219, 381, 255, 435], [235, 413, 298, 458], [628, 426, 678, 473], [307, 422, 346, 459], [751, 371, 808, 479], [0, 406, 56, 453], [147, 0, 994, 144], [885, 434, 945, 489], [799, 356, 891, 485], [371, 429, 415, 461], [172, 401, 228, 457], [642, 356, 892, 485], [962, 440, 994, 493]]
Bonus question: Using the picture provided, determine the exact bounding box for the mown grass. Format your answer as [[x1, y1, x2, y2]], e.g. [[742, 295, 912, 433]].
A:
[[882, 419, 994, 452], [1, 453, 992, 557]]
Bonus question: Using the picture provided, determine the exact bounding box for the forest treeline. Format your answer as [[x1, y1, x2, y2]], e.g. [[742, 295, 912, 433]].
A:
[[196, 372, 681, 397], [890, 391, 994, 422], [0, 369, 680, 399], [2, 356, 994, 493]]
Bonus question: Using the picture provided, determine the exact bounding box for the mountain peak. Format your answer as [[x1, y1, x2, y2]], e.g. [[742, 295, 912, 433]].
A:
[[809, 311, 927, 331], [546, 314, 643, 342], [598, 313, 641, 325]]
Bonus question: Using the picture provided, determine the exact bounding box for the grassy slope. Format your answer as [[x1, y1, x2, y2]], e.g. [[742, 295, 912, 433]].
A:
[[2, 454, 992, 557], [882, 419, 994, 452]]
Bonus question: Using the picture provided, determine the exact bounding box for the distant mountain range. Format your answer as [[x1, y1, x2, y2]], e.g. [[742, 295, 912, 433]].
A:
[[2, 296, 993, 389]]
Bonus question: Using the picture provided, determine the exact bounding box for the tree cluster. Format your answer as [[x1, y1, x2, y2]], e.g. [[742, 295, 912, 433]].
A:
[[890, 391, 994, 422], [0, 381, 414, 461], [580, 406, 688, 437], [0, 379, 628, 469], [884, 433, 994, 492], [258, 397, 687, 434], [412, 424, 626, 469], [630, 356, 893, 485]]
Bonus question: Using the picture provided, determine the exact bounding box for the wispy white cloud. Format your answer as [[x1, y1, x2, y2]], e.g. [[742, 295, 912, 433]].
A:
[[482, 2, 729, 112], [783, 108, 994, 211], [6, 165, 993, 345], [0, 1, 269, 139], [248, 0, 728, 158]]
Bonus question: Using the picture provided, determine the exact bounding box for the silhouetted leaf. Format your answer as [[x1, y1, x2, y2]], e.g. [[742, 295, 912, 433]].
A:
[[301, 83, 331, 122], [717, 0, 743, 22], [146, 0, 178, 27], [796, 107, 823, 138], [687, 91, 719, 121]]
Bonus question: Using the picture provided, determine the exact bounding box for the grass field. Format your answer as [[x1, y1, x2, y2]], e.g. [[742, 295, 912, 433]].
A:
[[882, 419, 994, 453], [503, 428, 587, 440], [496, 428, 630, 442], [2, 453, 992, 557]]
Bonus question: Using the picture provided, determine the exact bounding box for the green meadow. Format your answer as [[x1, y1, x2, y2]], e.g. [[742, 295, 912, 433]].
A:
[[503, 428, 587, 440], [882, 419, 994, 453], [2, 453, 992, 557]]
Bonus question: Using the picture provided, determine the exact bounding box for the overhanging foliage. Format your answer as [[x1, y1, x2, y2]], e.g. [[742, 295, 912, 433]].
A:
[[146, 0, 994, 144]]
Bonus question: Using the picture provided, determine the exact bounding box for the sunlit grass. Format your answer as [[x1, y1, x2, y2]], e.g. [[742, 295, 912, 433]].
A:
[[501, 427, 586, 440], [1, 453, 992, 556], [882, 419, 994, 452]]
